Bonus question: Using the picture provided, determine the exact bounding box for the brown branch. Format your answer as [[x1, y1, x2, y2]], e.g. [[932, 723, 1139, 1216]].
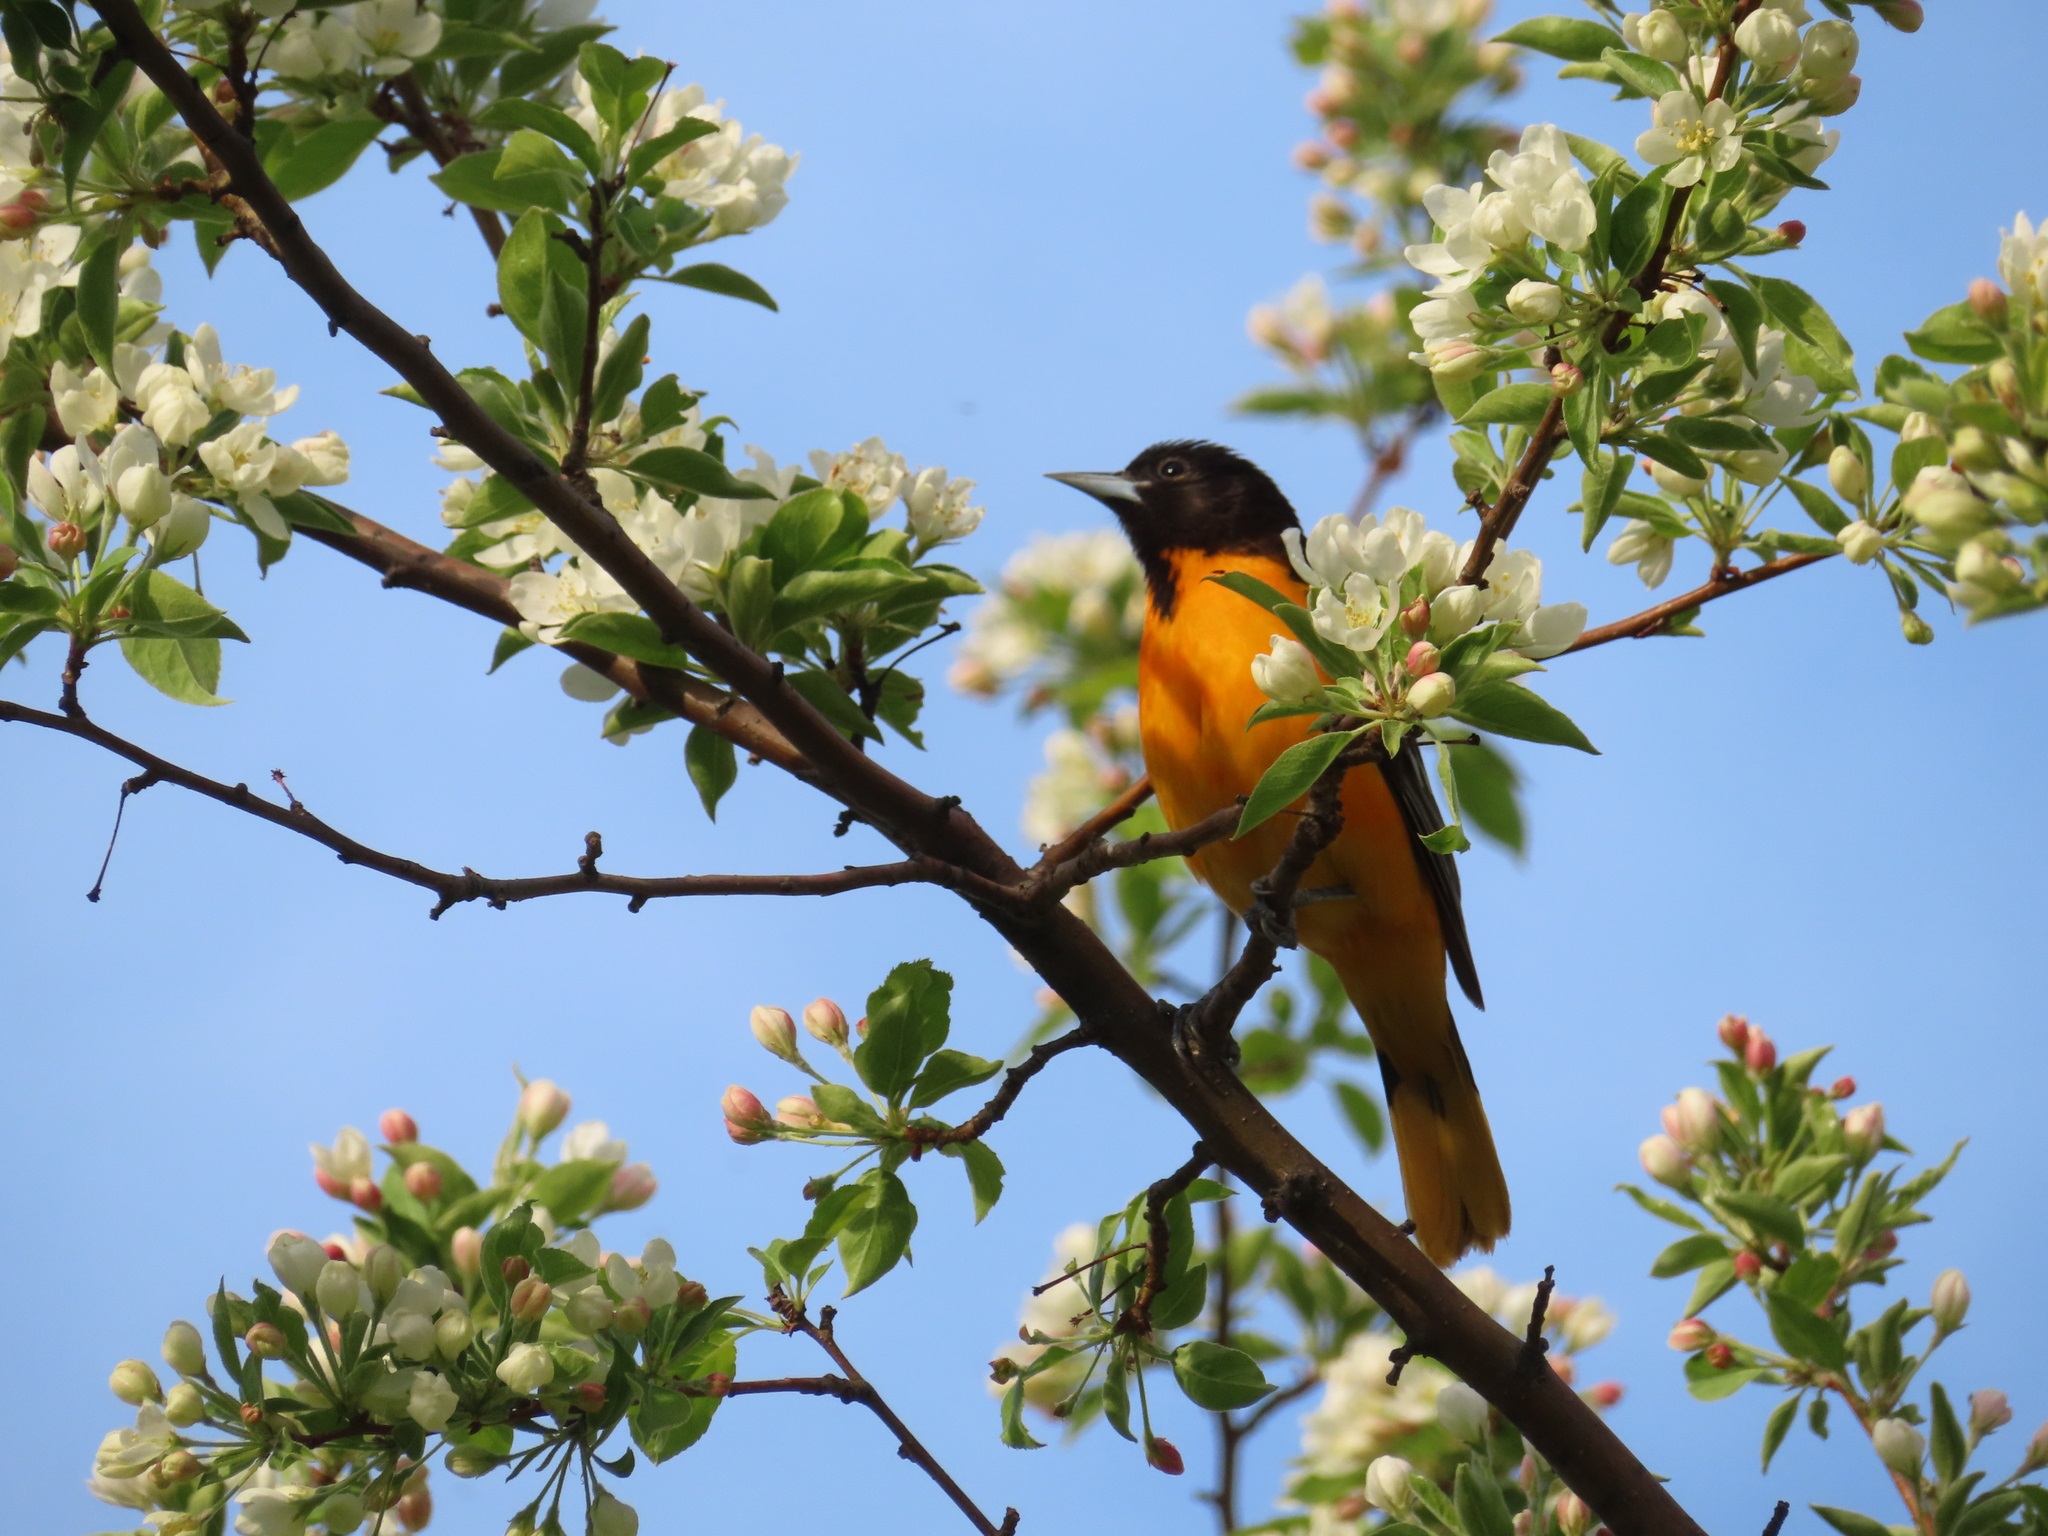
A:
[[1762, 1502, 1792, 1536], [1120, 1144, 1211, 1337], [772, 1298, 1018, 1536], [1565, 552, 1832, 653], [1520, 1264, 1557, 1372], [384, 70, 506, 258], [1032, 775, 1155, 871], [558, 183, 611, 488], [89, 9, 1714, 1527], [0, 697, 978, 916], [904, 1028, 1089, 1152], [1036, 798, 1242, 898]]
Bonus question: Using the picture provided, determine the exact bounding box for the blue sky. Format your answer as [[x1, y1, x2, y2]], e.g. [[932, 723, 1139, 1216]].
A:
[[8, 2, 2047, 1533]]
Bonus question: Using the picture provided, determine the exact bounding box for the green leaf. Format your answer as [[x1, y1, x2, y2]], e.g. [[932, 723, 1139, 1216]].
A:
[[1928, 1381, 1966, 1484], [1717, 1189, 1804, 1247], [1631, 431, 1708, 481], [1446, 739, 1524, 852], [263, 117, 385, 202], [495, 127, 585, 214], [1704, 279, 1764, 377], [1617, 1181, 1708, 1232], [1810, 1507, 1893, 1536], [555, 611, 694, 671], [1171, 1341, 1274, 1411], [627, 445, 776, 499], [589, 312, 649, 431], [657, 262, 779, 312], [1904, 300, 2004, 365], [1579, 450, 1633, 551], [1453, 1464, 1515, 1536], [1451, 681, 1597, 754], [496, 210, 550, 347], [626, 117, 722, 181], [120, 633, 226, 706], [1765, 1289, 1846, 1371], [431, 150, 559, 216], [631, 1334, 733, 1462], [122, 569, 249, 642], [526, 1158, 617, 1225], [810, 1083, 889, 1138], [856, 959, 952, 1101], [1746, 272, 1855, 377], [1461, 382, 1554, 426], [999, 1379, 1042, 1449], [1333, 1080, 1385, 1154], [771, 568, 909, 633], [939, 1139, 1004, 1221], [1786, 477, 1850, 535], [684, 725, 737, 820], [1761, 1394, 1799, 1472], [785, 667, 880, 742], [475, 98, 602, 174], [1685, 1351, 1763, 1401], [1609, 168, 1669, 275], [75, 236, 119, 373], [909, 1049, 1003, 1110], [0, 582, 58, 616], [1493, 16, 1617, 61], [1600, 46, 1681, 99], [1665, 416, 1773, 453], [1650, 1233, 1728, 1278], [837, 1170, 918, 1296], [1238, 728, 1357, 835]]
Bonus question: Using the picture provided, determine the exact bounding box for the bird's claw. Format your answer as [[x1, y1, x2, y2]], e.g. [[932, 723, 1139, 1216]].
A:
[[1163, 1000, 1241, 1073], [1245, 878, 1298, 949]]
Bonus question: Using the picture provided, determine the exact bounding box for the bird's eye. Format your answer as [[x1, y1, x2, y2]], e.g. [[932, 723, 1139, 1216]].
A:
[[1158, 459, 1187, 479]]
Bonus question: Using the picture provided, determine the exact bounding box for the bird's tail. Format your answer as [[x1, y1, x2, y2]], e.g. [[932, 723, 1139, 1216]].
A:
[[1335, 967, 1510, 1265]]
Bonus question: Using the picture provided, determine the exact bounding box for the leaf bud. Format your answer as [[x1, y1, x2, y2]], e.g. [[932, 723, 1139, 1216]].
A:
[[364, 1244, 406, 1304], [573, 1382, 608, 1414], [612, 1296, 652, 1334], [749, 1005, 802, 1064], [1638, 1134, 1692, 1189], [164, 1381, 206, 1426], [1363, 1455, 1415, 1515], [1970, 277, 2009, 326], [1873, 1417, 1925, 1477], [1704, 1341, 1735, 1370], [1931, 1268, 1971, 1333], [1146, 1436, 1185, 1475], [1667, 1318, 1714, 1352], [702, 1372, 733, 1396], [1828, 1076, 1856, 1099], [590, 1491, 637, 1536], [434, 1311, 474, 1359], [1400, 597, 1430, 638], [1871, 0, 1922, 32], [379, 1108, 418, 1144], [162, 1319, 207, 1377], [0, 542, 15, 580], [1554, 1490, 1595, 1536], [244, 1322, 288, 1359], [404, 1162, 442, 1202], [110, 1358, 164, 1405], [1826, 446, 1868, 503], [1970, 1389, 2013, 1436], [349, 1175, 383, 1213], [606, 1162, 657, 1211], [1436, 1382, 1489, 1444], [1744, 1031, 1776, 1073], [517, 1079, 571, 1137], [1716, 1013, 1751, 1053], [565, 1289, 615, 1334], [1842, 1101, 1886, 1158], [47, 520, 85, 559], [509, 1277, 552, 1323], [1407, 671, 1456, 718], [803, 997, 849, 1046], [316, 1259, 361, 1318], [1900, 612, 1934, 645]]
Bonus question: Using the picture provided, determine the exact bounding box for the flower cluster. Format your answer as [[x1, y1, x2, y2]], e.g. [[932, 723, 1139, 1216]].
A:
[[86, 1084, 725, 1536], [267, 0, 447, 81], [565, 75, 795, 239], [947, 530, 1143, 712]]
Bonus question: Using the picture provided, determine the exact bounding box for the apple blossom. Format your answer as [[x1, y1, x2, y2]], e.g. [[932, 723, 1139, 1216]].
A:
[[591, 1490, 639, 1536], [1505, 279, 1562, 323], [407, 1370, 460, 1432], [161, 1321, 206, 1378], [1363, 1455, 1415, 1515], [1734, 7, 1801, 69], [269, 1233, 329, 1297], [163, 1382, 205, 1426], [1407, 671, 1456, 717], [1607, 520, 1675, 588], [496, 1343, 554, 1394], [1622, 10, 1689, 63], [1436, 1382, 1489, 1444], [1639, 1134, 1691, 1189], [147, 496, 213, 561], [517, 1079, 571, 1137], [1251, 634, 1324, 705], [1636, 91, 1743, 189], [109, 1360, 162, 1406]]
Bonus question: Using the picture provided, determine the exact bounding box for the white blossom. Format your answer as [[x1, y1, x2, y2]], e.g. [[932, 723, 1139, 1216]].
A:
[[1482, 123, 1596, 250], [50, 361, 119, 438], [1607, 519, 1676, 587], [28, 442, 104, 522], [352, 0, 443, 74], [585, 80, 796, 236], [407, 1370, 460, 1431], [0, 222, 80, 352], [1403, 181, 1494, 291], [1251, 634, 1325, 705], [1637, 91, 1744, 188], [1999, 212, 2048, 311], [496, 1342, 554, 1394], [562, 1120, 628, 1163], [903, 465, 985, 547], [270, 12, 363, 77], [810, 436, 906, 515]]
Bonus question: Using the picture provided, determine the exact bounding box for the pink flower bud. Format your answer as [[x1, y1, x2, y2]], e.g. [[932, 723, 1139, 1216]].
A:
[[1777, 220, 1806, 246], [1147, 1436, 1185, 1475], [1828, 1076, 1856, 1100], [703, 1371, 733, 1396], [749, 1005, 801, 1063], [573, 1382, 607, 1413], [1555, 1491, 1594, 1536], [379, 1109, 418, 1144], [1588, 1381, 1623, 1409], [323, 1240, 349, 1260], [1407, 671, 1456, 718], [1668, 1318, 1714, 1352], [47, 521, 84, 558], [509, 1276, 553, 1322], [1291, 141, 1331, 171], [676, 1279, 709, 1310], [314, 1167, 348, 1200], [1716, 1014, 1751, 1053], [1931, 1268, 1970, 1333], [1638, 1134, 1691, 1189], [1971, 278, 2009, 325], [1401, 598, 1430, 638], [451, 1226, 483, 1277], [1743, 1032, 1776, 1073], [803, 997, 849, 1046], [1704, 1342, 1735, 1370], [2023, 1422, 2048, 1473], [612, 1296, 651, 1334], [1842, 1102, 1885, 1158], [606, 1162, 657, 1211], [1403, 641, 1440, 677], [1661, 1087, 1721, 1152], [776, 1095, 826, 1129], [500, 1255, 530, 1285], [722, 1084, 770, 1143], [239, 1402, 263, 1426], [244, 1322, 288, 1359], [404, 1162, 442, 1201], [395, 1487, 432, 1531], [348, 1175, 383, 1213], [1732, 1250, 1763, 1280], [1550, 360, 1584, 396], [1550, 1355, 1575, 1385], [1970, 1389, 2013, 1436], [517, 1079, 571, 1137], [1326, 119, 1359, 149], [856, 1015, 870, 1039], [0, 543, 17, 580]]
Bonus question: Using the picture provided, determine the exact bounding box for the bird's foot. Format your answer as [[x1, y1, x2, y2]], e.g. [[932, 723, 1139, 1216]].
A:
[[1163, 999, 1241, 1074], [1244, 877, 1298, 950]]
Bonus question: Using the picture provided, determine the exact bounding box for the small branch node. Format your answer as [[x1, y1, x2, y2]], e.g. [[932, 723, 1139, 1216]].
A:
[[578, 830, 604, 880], [1519, 1264, 1557, 1373]]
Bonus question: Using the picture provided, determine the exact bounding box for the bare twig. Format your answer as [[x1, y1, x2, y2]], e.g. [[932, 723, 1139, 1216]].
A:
[[1762, 1502, 1792, 1536], [1037, 799, 1242, 897], [1519, 1264, 1557, 1372], [904, 1029, 1089, 1151], [1565, 552, 1832, 653], [771, 1297, 1018, 1536], [1120, 1144, 1211, 1337], [1032, 776, 1155, 871]]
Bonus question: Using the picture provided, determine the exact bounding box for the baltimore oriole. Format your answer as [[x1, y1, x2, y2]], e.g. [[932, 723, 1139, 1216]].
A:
[[1052, 440, 1509, 1265]]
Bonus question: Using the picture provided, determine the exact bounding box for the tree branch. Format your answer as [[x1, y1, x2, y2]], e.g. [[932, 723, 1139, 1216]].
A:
[[1565, 552, 1832, 653], [1035, 799, 1242, 898], [904, 1029, 1089, 1151], [1120, 1144, 1211, 1337], [771, 1297, 1018, 1536], [89, 9, 1713, 1527], [1031, 775, 1155, 871]]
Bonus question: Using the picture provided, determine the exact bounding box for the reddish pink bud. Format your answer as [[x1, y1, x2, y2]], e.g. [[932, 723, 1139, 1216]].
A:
[[1550, 1355, 1576, 1386], [1291, 141, 1331, 171], [509, 1277, 552, 1322], [676, 1279, 708, 1310], [1326, 119, 1359, 149], [240, 1402, 264, 1426], [1403, 640, 1441, 677], [573, 1382, 607, 1413], [0, 190, 43, 234], [314, 1168, 348, 1200], [1744, 1032, 1777, 1073], [855, 1015, 870, 1039], [0, 542, 17, 580], [1828, 1076, 1856, 1100], [1401, 598, 1430, 638], [1668, 1318, 1714, 1352], [1705, 1342, 1735, 1370], [1304, 88, 1334, 117], [1146, 1436, 1185, 1475], [348, 1176, 383, 1213], [1717, 1014, 1751, 1052], [1843, 1101, 1886, 1158], [404, 1162, 442, 1201], [451, 1226, 482, 1276], [1971, 278, 2008, 324], [1732, 1251, 1763, 1281], [606, 1162, 657, 1211], [1589, 1381, 1624, 1408], [323, 1240, 349, 1260], [500, 1255, 531, 1285], [1778, 220, 1806, 246], [379, 1109, 418, 1144], [46, 521, 85, 558]]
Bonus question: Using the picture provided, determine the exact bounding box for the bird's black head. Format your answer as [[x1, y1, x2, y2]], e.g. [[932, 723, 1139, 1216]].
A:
[[1048, 441, 1299, 617]]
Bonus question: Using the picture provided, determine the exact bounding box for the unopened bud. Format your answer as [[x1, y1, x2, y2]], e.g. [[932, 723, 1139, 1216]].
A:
[[749, 1005, 801, 1063], [0, 542, 16, 579], [451, 1227, 483, 1277], [1505, 279, 1563, 324], [612, 1296, 651, 1334], [509, 1277, 552, 1323], [1970, 278, 2009, 326], [1402, 640, 1440, 677], [434, 1311, 474, 1359], [1638, 1134, 1692, 1189], [1363, 1454, 1414, 1515], [1951, 425, 2004, 474], [1931, 1268, 1970, 1333], [443, 1449, 501, 1479], [722, 1084, 770, 1143], [1400, 597, 1430, 638], [1661, 1087, 1721, 1152], [1668, 1318, 1714, 1352], [1828, 1076, 1856, 1099], [240, 1402, 263, 1425], [157, 1449, 203, 1483], [1146, 1436, 1185, 1475], [1733, 1250, 1763, 1280], [803, 998, 848, 1046], [110, 1359, 163, 1405], [1436, 1381, 1489, 1444], [349, 1175, 383, 1213], [1871, 0, 1923, 32], [574, 1382, 608, 1413], [1777, 219, 1806, 248], [316, 1259, 361, 1318], [1291, 141, 1331, 171], [164, 1380, 206, 1425], [364, 1244, 405, 1304], [1407, 671, 1456, 718], [606, 1162, 657, 1211], [1554, 1490, 1595, 1536], [396, 1487, 432, 1531], [1705, 1341, 1735, 1370], [1550, 360, 1583, 396], [405, 1162, 442, 1201], [1802, 71, 1861, 115], [517, 1079, 571, 1137], [702, 1372, 733, 1396], [856, 1015, 870, 1038], [776, 1094, 827, 1129], [1873, 1417, 1924, 1477], [379, 1109, 419, 1144], [1970, 1389, 2013, 1436], [162, 1320, 207, 1377], [244, 1323, 288, 1359], [1842, 1102, 1886, 1158], [675, 1279, 709, 1310], [1988, 359, 2024, 415], [1744, 1032, 1777, 1073], [500, 1255, 530, 1285], [47, 520, 85, 559], [1588, 1380, 1623, 1409], [2023, 1423, 2048, 1473], [1900, 612, 1934, 645]]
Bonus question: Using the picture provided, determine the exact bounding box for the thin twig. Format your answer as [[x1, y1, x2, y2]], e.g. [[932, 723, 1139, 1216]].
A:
[[1565, 552, 1831, 653], [86, 768, 160, 901], [1120, 1145, 1211, 1337], [1032, 776, 1156, 872], [904, 1029, 1089, 1151], [1762, 1502, 1792, 1536], [771, 1296, 1018, 1536], [1037, 799, 1243, 898], [1519, 1264, 1557, 1373]]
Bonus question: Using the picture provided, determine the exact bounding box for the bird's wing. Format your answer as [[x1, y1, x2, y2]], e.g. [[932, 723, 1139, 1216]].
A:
[[1378, 744, 1483, 1010]]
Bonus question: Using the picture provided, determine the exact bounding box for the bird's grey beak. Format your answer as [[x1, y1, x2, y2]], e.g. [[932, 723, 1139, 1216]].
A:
[[1046, 470, 1145, 506]]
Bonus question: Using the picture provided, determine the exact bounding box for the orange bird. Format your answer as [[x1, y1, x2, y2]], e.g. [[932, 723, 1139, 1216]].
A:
[[1052, 441, 1508, 1265]]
